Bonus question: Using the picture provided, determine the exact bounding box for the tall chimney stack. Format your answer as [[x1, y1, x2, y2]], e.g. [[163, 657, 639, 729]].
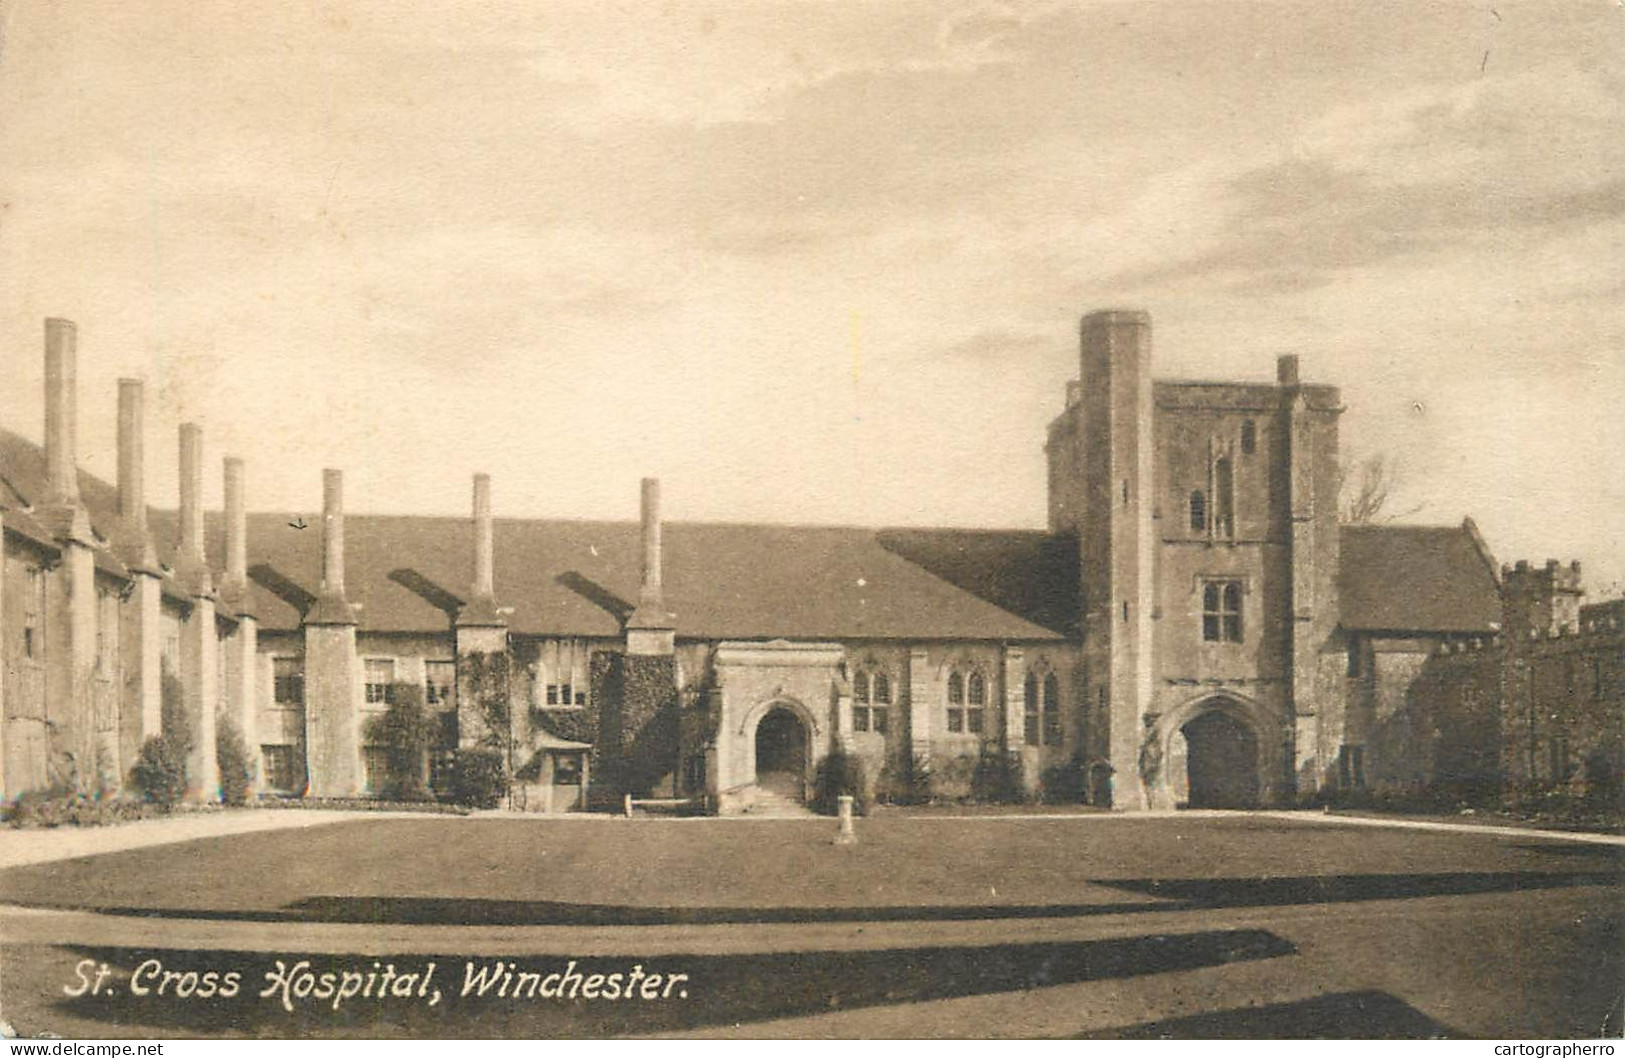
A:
[[44, 319, 80, 507], [1277, 354, 1301, 388], [40, 318, 91, 542], [456, 472, 504, 626], [218, 456, 249, 611], [473, 473, 494, 599], [639, 477, 663, 611], [305, 468, 357, 625], [626, 477, 674, 654], [115, 378, 159, 571], [172, 424, 213, 597], [322, 468, 345, 597]]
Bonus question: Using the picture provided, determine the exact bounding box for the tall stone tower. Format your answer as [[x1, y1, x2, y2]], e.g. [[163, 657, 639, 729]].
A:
[[1074, 310, 1156, 808], [1501, 559, 1584, 639], [1047, 309, 1344, 808]]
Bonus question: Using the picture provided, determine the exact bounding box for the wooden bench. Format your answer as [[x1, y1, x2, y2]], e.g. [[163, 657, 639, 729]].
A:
[[623, 794, 703, 817]]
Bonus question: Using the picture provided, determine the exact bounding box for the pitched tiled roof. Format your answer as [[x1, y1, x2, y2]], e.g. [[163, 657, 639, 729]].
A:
[[1338, 523, 1502, 634], [197, 512, 1077, 641], [2, 429, 194, 603], [6, 427, 1509, 642]]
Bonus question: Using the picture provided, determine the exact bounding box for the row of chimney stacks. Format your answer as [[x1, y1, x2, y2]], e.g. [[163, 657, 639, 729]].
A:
[[37, 319, 244, 600], [34, 319, 670, 632]]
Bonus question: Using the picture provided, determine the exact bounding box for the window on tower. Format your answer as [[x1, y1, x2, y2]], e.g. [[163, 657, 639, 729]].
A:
[[1202, 580, 1244, 643], [1189, 490, 1207, 532], [1214, 458, 1235, 537]]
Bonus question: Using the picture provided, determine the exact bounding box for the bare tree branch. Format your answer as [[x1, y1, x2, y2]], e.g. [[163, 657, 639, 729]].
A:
[[1339, 453, 1424, 524]]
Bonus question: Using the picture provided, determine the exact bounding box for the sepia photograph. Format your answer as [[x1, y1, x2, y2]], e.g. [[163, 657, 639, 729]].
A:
[[0, 0, 1620, 1042]]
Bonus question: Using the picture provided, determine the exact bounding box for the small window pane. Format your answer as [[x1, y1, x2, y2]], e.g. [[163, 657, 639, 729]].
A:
[[948, 672, 964, 705], [873, 673, 891, 704]]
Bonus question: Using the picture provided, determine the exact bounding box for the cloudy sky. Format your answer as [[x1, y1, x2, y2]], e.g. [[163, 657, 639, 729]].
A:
[[1, 0, 1621, 591]]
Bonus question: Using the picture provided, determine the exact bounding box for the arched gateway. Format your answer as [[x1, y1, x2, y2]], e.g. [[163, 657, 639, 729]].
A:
[[1149, 692, 1274, 810], [753, 706, 810, 800], [1182, 709, 1260, 808]]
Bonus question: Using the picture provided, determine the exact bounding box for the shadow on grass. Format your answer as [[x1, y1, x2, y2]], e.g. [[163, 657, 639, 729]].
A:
[[52, 868, 1619, 927], [42, 929, 1294, 1038], [1072, 990, 1463, 1039]]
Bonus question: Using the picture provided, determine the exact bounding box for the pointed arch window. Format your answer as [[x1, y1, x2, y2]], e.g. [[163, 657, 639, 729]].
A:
[[947, 667, 987, 734], [1214, 457, 1235, 537], [1024, 672, 1040, 745], [966, 671, 987, 734], [1042, 673, 1063, 746]]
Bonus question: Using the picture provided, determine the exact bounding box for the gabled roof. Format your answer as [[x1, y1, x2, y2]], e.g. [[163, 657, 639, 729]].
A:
[[193, 512, 1076, 642], [1338, 523, 1502, 634]]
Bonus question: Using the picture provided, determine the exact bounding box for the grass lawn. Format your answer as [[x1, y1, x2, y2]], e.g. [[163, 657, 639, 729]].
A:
[[1, 814, 1619, 922], [1, 815, 1620, 1039]]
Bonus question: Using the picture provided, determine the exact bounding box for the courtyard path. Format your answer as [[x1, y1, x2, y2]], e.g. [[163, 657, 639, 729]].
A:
[[0, 809, 422, 870]]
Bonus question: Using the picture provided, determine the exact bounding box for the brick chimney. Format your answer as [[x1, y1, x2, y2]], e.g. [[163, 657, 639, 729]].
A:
[[456, 472, 504, 627], [114, 378, 159, 572], [1277, 354, 1301, 388], [305, 469, 357, 625], [626, 476, 674, 655], [171, 424, 213, 597], [40, 318, 91, 542]]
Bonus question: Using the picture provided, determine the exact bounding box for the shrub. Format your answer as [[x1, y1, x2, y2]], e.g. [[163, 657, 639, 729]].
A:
[[216, 714, 255, 806], [1040, 757, 1088, 804], [129, 667, 194, 808], [130, 736, 188, 808], [899, 753, 933, 805], [811, 749, 869, 816], [972, 749, 1031, 805], [450, 747, 507, 809], [365, 684, 434, 802], [5, 784, 152, 828]]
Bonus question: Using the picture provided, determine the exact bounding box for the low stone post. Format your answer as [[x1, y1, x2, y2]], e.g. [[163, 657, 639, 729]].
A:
[[834, 794, 857, 845]]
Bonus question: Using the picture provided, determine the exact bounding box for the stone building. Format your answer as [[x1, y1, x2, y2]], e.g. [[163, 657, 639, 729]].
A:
[[2, 309, 1616, 812]]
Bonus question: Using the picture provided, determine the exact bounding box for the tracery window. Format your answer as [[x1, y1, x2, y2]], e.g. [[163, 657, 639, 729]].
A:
[[947, 667, 988, 734]]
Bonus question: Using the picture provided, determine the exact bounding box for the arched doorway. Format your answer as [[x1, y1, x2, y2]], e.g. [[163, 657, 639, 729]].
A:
[[1183, 709, 1259, 808], [754, 707, 808, 801]]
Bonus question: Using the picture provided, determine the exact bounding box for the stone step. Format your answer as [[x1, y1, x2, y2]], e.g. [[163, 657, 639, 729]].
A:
[[744, 788, 815, 817]]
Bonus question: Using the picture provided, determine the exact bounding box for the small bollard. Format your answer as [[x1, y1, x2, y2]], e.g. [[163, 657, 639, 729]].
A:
[[833, 794, 857, 845]]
